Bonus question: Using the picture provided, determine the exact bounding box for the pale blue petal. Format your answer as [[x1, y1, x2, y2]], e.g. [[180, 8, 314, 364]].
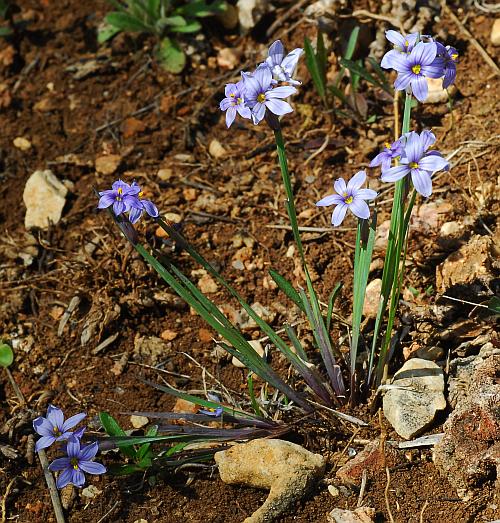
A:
[[419, 154, 449, 173], [356, 188, 377, 200], [265, 98, 293, 116], [347, 171, 366, 191], [334, 178, 347, 195], [49, 457, 71, 472], [381, 165, 409, 182], [411, 169, 432, 197], [316, 194, 343, 207], [332, 204, 348, 226], [349, 199, 370, 220]]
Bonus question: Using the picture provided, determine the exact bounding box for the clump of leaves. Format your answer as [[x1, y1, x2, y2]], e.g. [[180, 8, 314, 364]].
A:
[[305, 27, 392, 122], [99, 0, 226, 73]]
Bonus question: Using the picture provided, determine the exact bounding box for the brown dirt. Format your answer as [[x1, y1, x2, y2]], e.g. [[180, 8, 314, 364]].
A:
[[0, 1, 499, 522]]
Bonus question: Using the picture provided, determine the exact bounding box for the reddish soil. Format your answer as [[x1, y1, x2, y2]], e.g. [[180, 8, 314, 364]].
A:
[[0, 1, 499, 522]]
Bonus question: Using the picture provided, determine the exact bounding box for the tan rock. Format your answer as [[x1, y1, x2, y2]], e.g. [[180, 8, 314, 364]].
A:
[[216, 48, 240, 70], [491, 19, 500, 46], [13, 136, 32, 151], [95, 154, 121, 175], [157, 167, 173, 181], [173, 398, 198, 414], [383, 358, 446, 439], [209, 139, 227, 158], [160, 329, 177, 341], [23, 170, 68, 229], [363, 278, 382, 319], [436, 235, 494, 293], [215, 439, 325, 523], [130, 415, 149, 429], [327, 507, 375, 523]]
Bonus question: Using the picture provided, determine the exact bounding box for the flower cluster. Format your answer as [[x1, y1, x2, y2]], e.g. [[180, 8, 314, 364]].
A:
[[33, 405, 106, 489], [98, 179, 159, 224], [377, 130, 449, 197], [381, 30, 458, 102], [220, 40, 303, 127], [316, 130, 449, 225]]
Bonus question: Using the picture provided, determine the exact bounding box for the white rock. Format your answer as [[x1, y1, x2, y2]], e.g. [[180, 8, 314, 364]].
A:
[[237, 0, 270, 33], [215, 439, 325, 523], [23, 170, 68, 229], [327, 507, 375, 523], [327, 485, 340, 497], [383, 358, 446, 439], [130, 415, 149, 429], [232, 339, 264, 368], [363, 279, 382, 319], [81, 485, 102, 499], [440, 220, 462, 237], [491, 19, 500, 46], [424, 77, 456, 104]]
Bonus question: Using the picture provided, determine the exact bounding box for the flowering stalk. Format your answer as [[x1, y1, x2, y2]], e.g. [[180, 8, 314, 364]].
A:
[[368, 92, 415, 386]]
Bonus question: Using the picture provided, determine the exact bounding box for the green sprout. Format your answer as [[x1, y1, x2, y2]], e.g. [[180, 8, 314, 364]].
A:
[[99, 0, 227, 73]]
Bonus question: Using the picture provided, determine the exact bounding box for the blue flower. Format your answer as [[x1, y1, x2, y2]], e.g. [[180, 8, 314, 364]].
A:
[[219, 80, 252, 128], [369, 139, 405, 172], [97, 180, 140, 216], [49, 436, 106, 489], [316, 171, 377, 226], [381, 41, 444, 102], [381, 131, 449, 197], [243, 64, 297, 124], [127, 182, 159, 224], [33, 405, 86, 452], [265, 40, 303, 85]]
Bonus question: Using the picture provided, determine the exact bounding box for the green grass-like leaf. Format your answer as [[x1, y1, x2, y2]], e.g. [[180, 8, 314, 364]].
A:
[[99, 412, 136, 458], [304, 36, 326, 101]]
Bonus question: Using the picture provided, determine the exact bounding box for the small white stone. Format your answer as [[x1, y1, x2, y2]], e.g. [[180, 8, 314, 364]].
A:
[[81, 485, 102, 499], [23, 170, 68, 229], [237, 0, 270, 33], [491, 19, 500, 46], [424, 77, 456, 104], [232, 340, 264, 368], [440, 220, 462, 237], [130, 415, 149, 429]]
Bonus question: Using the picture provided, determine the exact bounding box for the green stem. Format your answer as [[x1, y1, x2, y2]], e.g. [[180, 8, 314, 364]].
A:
[[274, 127, 305, 263], [368, 92, 415, 386]]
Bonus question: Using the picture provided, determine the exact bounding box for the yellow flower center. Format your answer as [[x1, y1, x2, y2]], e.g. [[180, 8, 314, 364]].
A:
[[117, 187, 122, 194], [345, 196, 353, 204], [138, 191, 144, 199], [451, 53, 458, 60], [237, 97, 243, 104], [257, 93, 266, 103], [409, 161, 419, 169], [53, 427, 61, 436], [385, 142, 392, 149], [71, 458, 79, 470], [229, 93, 235, 98], [404, 40, 409, 48], [412, 64, 421, 75]]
